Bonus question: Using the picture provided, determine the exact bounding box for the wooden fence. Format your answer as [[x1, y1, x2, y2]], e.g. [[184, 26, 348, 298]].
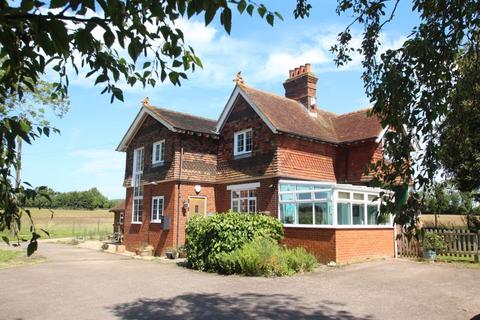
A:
[[397, 227, 480, 262]]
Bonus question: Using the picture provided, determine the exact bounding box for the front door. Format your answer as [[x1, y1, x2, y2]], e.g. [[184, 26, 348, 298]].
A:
[[189, 197, 206, 217]]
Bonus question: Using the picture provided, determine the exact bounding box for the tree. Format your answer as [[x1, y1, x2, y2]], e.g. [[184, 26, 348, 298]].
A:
[[331, 0, 480, 229], [0, 0, 302, 254], [0, 76, 69, 253]]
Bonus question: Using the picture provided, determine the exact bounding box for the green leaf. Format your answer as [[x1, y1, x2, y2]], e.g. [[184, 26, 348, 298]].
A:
[[103, 29, 115, 48], [246, 4, 254, 15], [204, 6, 216, 26], [266, 13, 274, 26], [1, 236, 10, 246], [222, 7, 232, 34], [237, 0, 246, 13], [27, 240, 38, 256]]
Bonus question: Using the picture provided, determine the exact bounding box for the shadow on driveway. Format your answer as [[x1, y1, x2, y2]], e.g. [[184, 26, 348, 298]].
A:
[[109, 292, 374, 320]]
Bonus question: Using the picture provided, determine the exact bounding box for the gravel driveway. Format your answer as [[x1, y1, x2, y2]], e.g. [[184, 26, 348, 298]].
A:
[[0, 243, 478, 320]]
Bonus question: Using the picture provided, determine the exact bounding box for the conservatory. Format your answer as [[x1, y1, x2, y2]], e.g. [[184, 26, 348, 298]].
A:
[[278, 180, 393, 228]]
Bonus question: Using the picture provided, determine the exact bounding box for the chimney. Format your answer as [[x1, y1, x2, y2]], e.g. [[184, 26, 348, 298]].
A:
[[283, 63, 318, 110]]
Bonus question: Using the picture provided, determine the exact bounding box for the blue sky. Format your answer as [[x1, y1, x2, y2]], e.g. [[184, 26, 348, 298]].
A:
[[21, 1, 418, 199]]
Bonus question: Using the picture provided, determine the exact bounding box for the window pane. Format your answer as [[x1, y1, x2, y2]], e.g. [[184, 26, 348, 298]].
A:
[[368, 194, 378, 202], [337, 203, 351, 225], [158, 199, 163, 216], [245, 130, 252, 152], [367, 205, 378, 225], [279, 184, 296, 192], [237, 133, 244, 152], [240, 199, 248, 212], [280, 203, 296, 224], [297, 192, 312, 200], [352, 204, 365, 225], [232, 191, 240, 199], [160, 142, 165, 161], [353, 193, 364, 200], [314, 191, 329, 200], [280, 193, 295, 201], [248, 189, 256, 197], [296, 185, 314, 191], [298, 203, 313, 224], [232, 200, 239, 212], [240, 190, 248, 198], [338, 192, 350, 199], [314, 202, 332, 225], [248, 199, 256, 212]]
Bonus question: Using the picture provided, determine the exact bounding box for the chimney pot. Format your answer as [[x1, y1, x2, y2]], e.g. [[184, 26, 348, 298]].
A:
[[283, 63, 318, 110]]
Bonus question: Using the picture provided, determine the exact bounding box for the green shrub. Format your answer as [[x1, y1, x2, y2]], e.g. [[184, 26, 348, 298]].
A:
[[184, 211, 284, 271], [217, 237, 317, 276], [422, 232, 447, 253]]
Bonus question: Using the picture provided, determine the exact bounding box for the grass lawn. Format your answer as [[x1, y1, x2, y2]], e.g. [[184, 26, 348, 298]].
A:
[[436, 255, 480, 269], [0, 249, 46, 269], [0, 208, 114, 241]]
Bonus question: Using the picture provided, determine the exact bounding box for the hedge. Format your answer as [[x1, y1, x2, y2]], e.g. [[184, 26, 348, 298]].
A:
[[184, 211, 284, 271]]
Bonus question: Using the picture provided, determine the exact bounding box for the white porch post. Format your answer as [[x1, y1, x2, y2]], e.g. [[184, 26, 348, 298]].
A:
[[332, 189, 337, 227]]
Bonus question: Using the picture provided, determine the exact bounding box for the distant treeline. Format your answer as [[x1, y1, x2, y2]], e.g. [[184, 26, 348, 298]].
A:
[[419, 182, 479, 215], [24, 187, 121, 210]]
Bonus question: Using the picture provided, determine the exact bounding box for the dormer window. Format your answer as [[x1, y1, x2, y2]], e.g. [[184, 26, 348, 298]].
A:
[[152, 140, 165, 165], [234, 129, 252, 156]]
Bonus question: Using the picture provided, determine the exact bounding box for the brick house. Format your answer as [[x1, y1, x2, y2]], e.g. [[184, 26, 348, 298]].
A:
[[116, 64, 394, 263]]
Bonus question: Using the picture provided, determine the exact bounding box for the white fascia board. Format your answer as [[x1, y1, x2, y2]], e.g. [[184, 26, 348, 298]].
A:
[[116, 106, 176, 152], [375, 126, 389, 143], [226, 182, 261, 191], [215, 85, 277, 134]]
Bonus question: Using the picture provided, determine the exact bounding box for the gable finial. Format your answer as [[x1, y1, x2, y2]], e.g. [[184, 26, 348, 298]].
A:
[[233, 71, 245, 85], [141, 97, 151, 107]]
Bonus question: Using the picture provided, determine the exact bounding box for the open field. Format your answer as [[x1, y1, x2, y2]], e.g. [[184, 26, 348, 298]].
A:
[[420, 214, 468, 228], [0, 208, 114, 241]]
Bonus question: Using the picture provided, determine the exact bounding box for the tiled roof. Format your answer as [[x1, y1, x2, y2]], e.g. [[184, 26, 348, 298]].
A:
[[239, 85, 382, 144], [140, 85, 382, 144], [333, 109, 383, 143], [146, 105, 217, 135], [109, 200, 125, 212]]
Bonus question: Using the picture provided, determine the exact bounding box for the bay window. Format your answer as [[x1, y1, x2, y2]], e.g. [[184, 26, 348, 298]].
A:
[[279, 181, 391, 227]]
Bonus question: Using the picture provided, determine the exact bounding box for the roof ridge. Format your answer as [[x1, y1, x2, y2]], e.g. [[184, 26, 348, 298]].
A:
[[148, 105, 217, 123], [335, 107, 372, 118]]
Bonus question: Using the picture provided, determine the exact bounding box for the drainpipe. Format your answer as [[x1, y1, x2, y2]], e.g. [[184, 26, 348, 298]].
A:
[[176, 139, 184, 251]]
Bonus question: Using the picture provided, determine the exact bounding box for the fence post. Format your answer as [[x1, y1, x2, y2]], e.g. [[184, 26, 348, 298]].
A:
[[475, 231, 479, 263]]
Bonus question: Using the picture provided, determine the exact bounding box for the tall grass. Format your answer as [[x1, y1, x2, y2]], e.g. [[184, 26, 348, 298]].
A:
[[0, 208, 114, 241]]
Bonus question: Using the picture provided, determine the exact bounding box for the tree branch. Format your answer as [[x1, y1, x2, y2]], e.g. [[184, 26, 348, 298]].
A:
[[1, 12, 111, 23]]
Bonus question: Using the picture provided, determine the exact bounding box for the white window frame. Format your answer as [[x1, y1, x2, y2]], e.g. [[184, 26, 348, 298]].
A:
[[132, 147, 144, 224], [152, 140, 165, 165], [228, 183, 259, 213], [278, 180, 392, 229], [233, 128, 252, 156], [151, 196, 164, 223]]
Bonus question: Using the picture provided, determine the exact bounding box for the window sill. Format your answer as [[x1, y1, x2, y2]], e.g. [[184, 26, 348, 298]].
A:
[[150, 220, 163, 224], [233, 152, 252, 160], [151, 161, 165, 167], [131, 222, 142, 225]]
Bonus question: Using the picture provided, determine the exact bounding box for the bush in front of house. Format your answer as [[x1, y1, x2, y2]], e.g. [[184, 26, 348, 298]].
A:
[[422, 231, 447, 253], [184, 211, 284, 271], [217, 237, 318, 276]]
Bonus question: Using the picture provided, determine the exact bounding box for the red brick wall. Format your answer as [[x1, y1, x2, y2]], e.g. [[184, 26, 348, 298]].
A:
[[283, 227, 336, 264], [334, 228, 394, 263], [123, 181, 216, 255], [336, 140, 383, 184]]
